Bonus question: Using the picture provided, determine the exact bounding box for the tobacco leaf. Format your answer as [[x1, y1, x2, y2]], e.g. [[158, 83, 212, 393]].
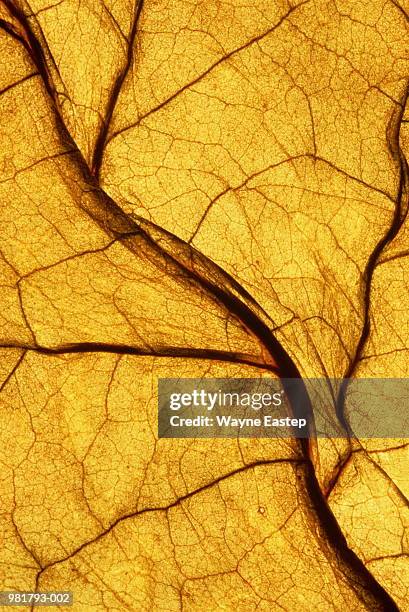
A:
[[0, 0, 408, 610]]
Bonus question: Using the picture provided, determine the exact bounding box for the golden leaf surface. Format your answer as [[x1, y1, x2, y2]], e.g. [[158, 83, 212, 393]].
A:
[[0, 0, 408, 610]]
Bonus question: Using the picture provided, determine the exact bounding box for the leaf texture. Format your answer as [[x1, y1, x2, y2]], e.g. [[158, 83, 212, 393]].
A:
[[0, 0, 408, 610]]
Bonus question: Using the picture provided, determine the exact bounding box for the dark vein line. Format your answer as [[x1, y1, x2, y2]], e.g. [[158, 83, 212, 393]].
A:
[[101, 1, 127, 42], [379, 248, 409, 264], [18, 234, 138, 280], [11, 507, 42, 570], [389, 0, 409, 21], [326, 440, 409, 507], [0, 349, 26, 392], [0, 341, 276, 372], [324, 440, 409, 500], [29, 0, 65, 18], [336, 83, 409, 435], [0, 149, 75, 186], [366, 452, 409, 506], [323, 448, 353, 499], [0, 16, 29, 51], [37, 458, 305, 573], [0, 71, 38, 97], [303, 459, 399, 610], [106, 1, 310, 146], [0, 1, 55, 101], [91, 0, 145, 178], [367, 553, 408, 564], [188, 152, 394, 244]]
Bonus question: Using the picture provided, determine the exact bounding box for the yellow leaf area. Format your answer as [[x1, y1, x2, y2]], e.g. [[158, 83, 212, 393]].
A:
[[0, 0, 408, 610]]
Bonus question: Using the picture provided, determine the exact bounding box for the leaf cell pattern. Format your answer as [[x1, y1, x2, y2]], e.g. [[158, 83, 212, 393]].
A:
[[0, 0, 408, 610]]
